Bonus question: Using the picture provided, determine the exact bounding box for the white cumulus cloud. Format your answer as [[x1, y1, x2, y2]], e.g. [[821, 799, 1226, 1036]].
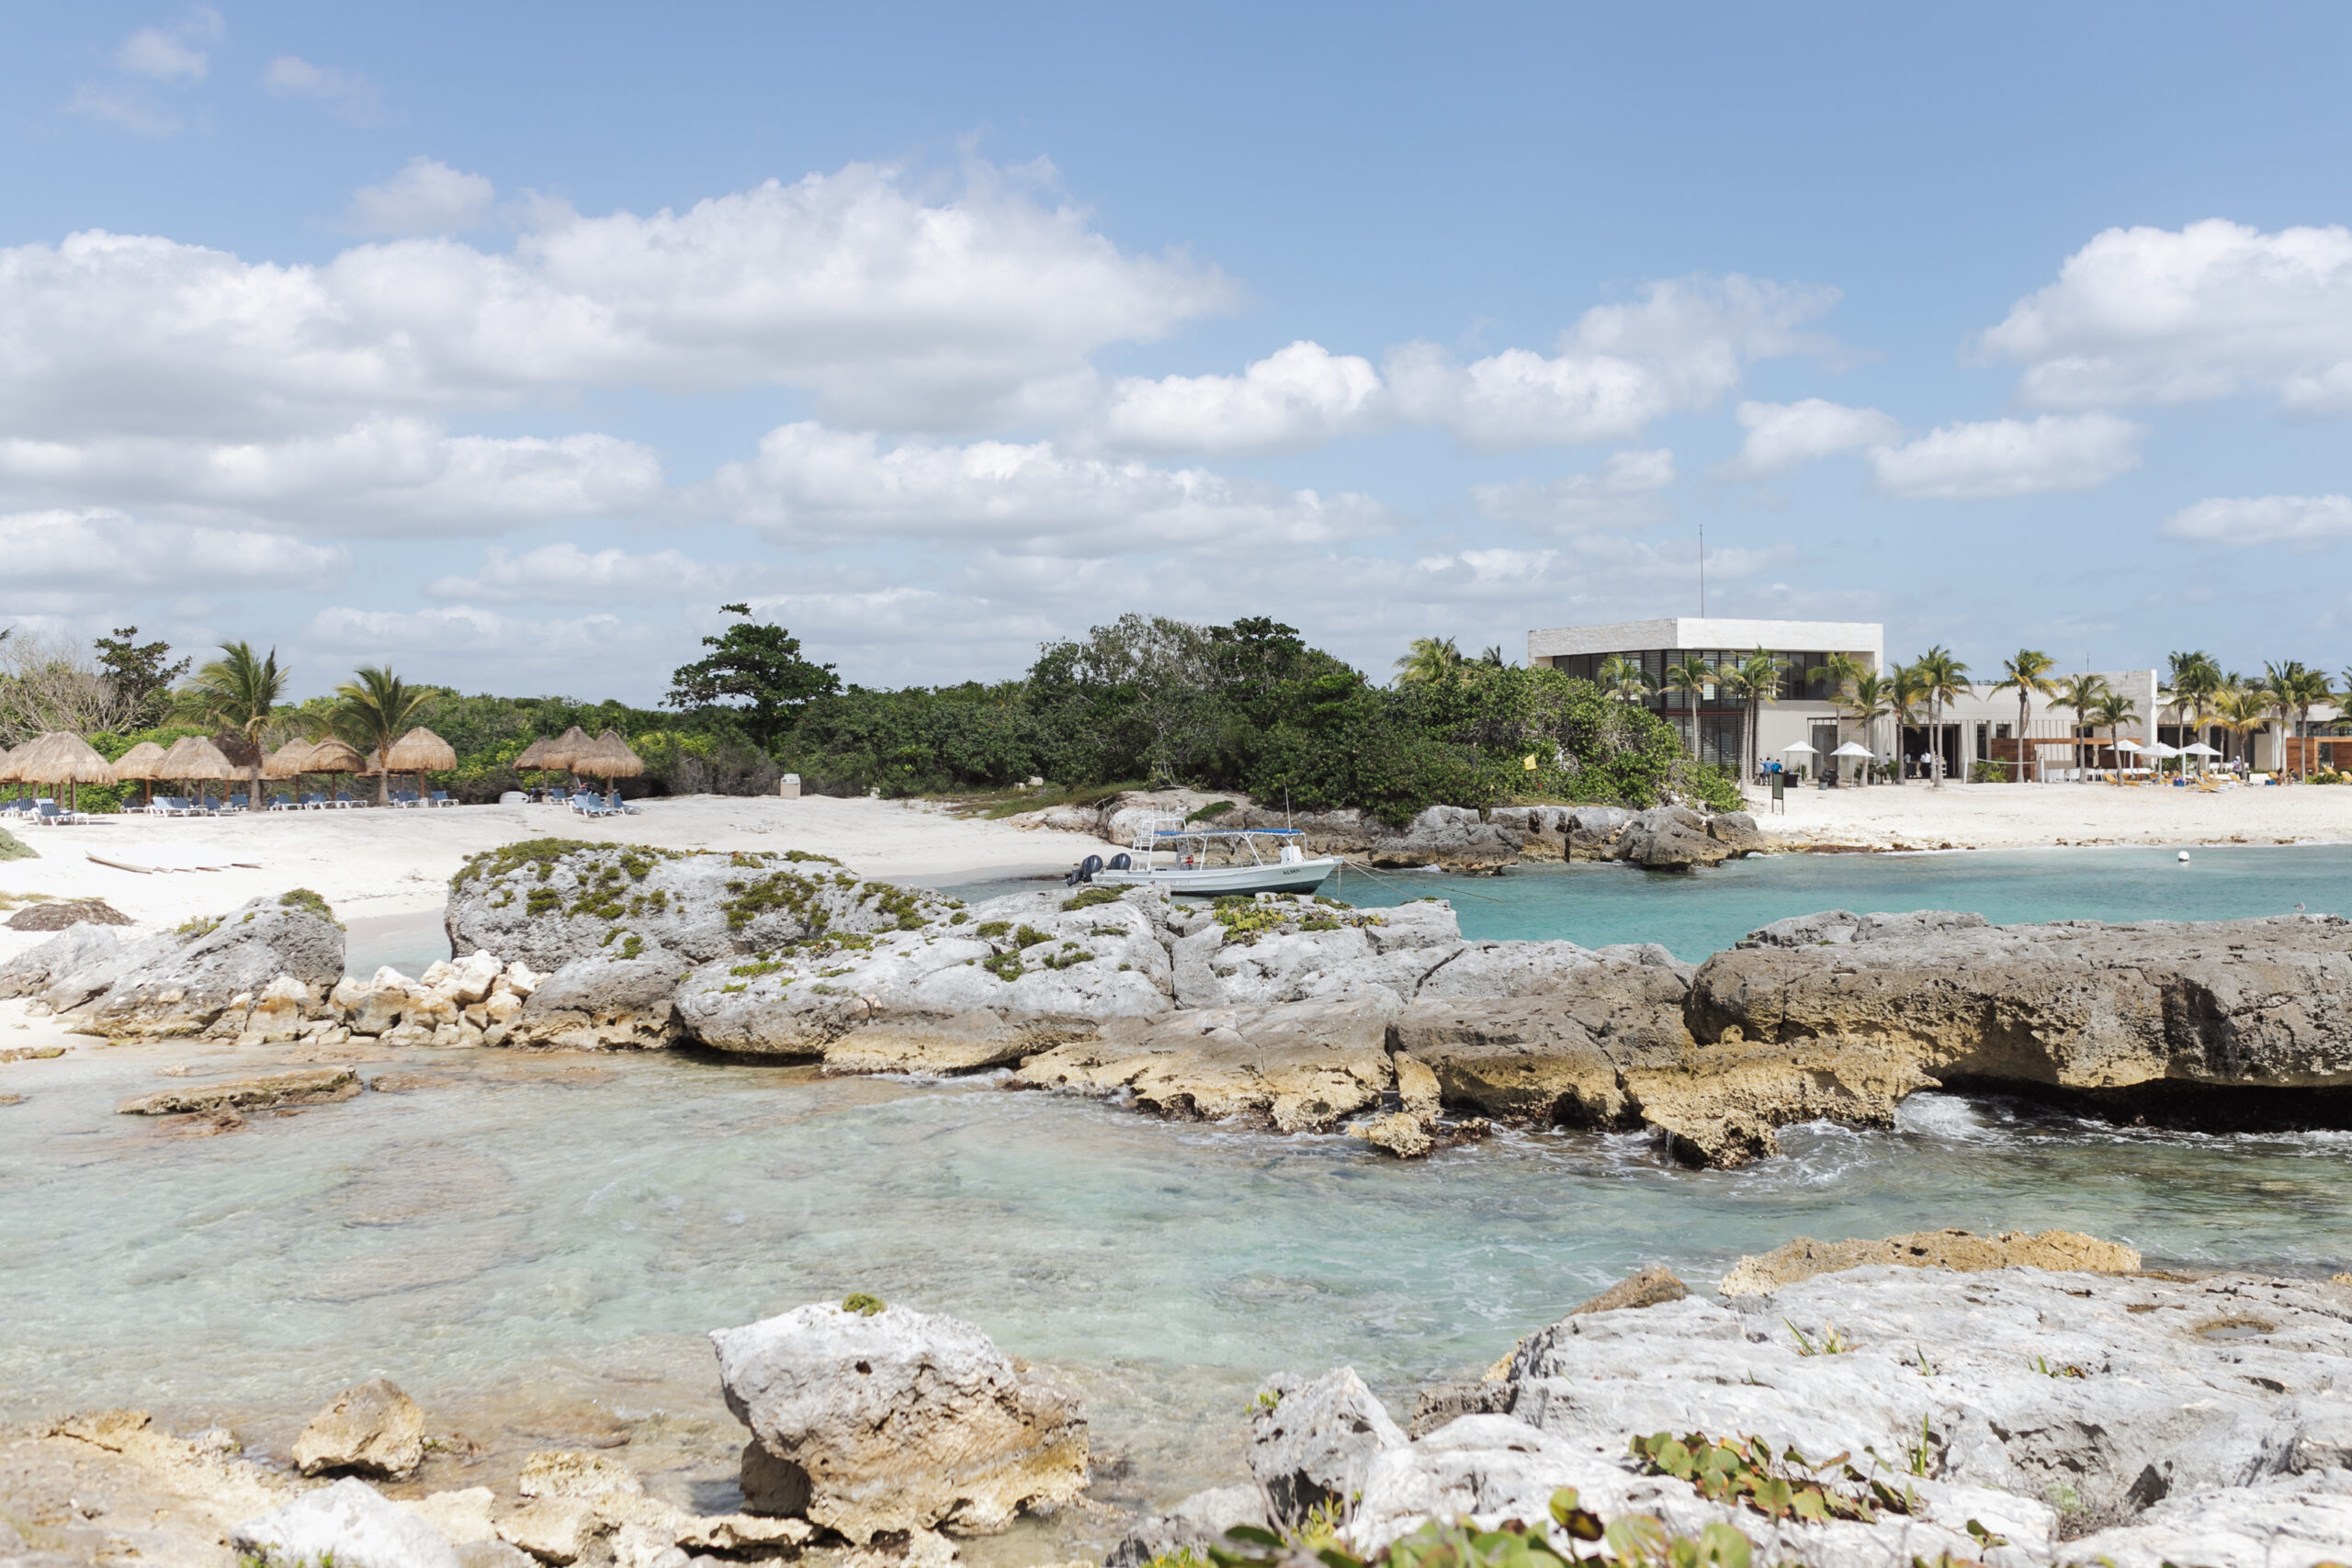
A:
[[1098, 340, 1381, 454], [1470, 448, 1676, 530], [0, 508, 345, 594], [427, 544, 770, 602], [2161, 494, 2352, 549], [0, 420, 662, 536], [119, 9, 221, 80], [705, 422, 1383, 552], [263, 56, 385, 122], [1869, 413, 2143, 501], [1719, 398, 1904, 479], [0, 162, 1233, 445], [345, 159, 495, 236], [1982, 219, 2352, 415], [1385, 275, 1838, 450]]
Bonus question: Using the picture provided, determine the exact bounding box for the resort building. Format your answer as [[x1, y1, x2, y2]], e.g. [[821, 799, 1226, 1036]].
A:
[[1525, 617, 2171, 780]]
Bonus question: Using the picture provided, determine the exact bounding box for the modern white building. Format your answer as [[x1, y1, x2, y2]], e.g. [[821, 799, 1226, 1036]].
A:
[[1525, 617, 2169, 781]]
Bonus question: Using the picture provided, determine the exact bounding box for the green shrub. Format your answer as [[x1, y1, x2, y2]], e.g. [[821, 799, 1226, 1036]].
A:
[[840, 1292, 885, 1315], [278, 888, 340, 927]]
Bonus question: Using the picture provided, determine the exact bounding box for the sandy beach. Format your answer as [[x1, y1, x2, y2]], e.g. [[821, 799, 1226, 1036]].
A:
[[1748, 777, 2352, 852], [0, 795, 1103, 972]]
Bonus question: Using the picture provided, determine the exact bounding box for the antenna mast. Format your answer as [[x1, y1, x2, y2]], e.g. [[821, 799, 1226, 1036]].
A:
[[1699, 524, 1706, 616]]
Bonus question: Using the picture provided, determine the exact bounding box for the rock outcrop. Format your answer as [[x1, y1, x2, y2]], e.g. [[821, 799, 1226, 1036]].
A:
[[709, 1299, 1088, 1542], [1369, 806, 1525, 874], [116, 1066, 359, 1117], [292, 1378, 427, 1480], [1717, 1227, 2142, 1296], [0, 892, 345, 1041], [1131, 1256, 2352, 1568]]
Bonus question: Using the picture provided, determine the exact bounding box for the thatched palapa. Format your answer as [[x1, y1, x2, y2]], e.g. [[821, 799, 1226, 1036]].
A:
[[577, 729, 646, 782], [542, 726, 592, 772], [514, 737, 555, 772], [113, 740, 171, 806], [304, 739, 366, 774], [263, 739, 317, 780], [17, 732, 118, 786], [160, 736, 235, 784], [384, 727, 458, 773]]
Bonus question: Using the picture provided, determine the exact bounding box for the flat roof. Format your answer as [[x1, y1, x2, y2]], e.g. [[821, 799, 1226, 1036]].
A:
[[1527, 617, 1884, 661]]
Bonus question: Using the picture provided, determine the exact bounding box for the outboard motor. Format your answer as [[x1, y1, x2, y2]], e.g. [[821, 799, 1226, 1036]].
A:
[[1107, 852, 1132, 871], [1066, 853, 1104, 887]]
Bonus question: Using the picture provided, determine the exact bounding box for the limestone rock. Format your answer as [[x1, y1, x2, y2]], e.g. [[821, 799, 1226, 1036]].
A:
[[1406, 1381, 1516, 1439], [1107, 1485, 1270, 1568], [709, 1300, 1087, 1541], [1690, 911, 2352, 1108], [673, 1512, 814, 1552], [91, 895, 345, 1040], [445, 842, 961, 975], [1249, 1367, 1407, 1528], [1613, 806, 1734, 871], [1350, 1111, 1433, 1158], [117, 1066, 358, 1116], [293, 1377, 426, 1479], [1562, 807, 1632, 859], [1392, 1054, 1441, 1118], [1568, 1263, 1689, 1316], [233, 1477, 460, 1568], [511, 955, 683, 1050], [1705, 810, 1767, 853], [401, 1487, 498, 1545], [496, 1496, 601, 1565], [5, 897, 130, 931], [1368, 807, 1522, 873], [1015, 998, 1397, 1131], [1501, 1264, 2352, 1539], [1718, 1228, 2143, 1296], [676, 887, 1173, 1059], [2058, 1469, 2352, 1568]]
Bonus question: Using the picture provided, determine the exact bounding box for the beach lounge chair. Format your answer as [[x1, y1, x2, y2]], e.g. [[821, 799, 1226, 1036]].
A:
[[332, 793, 356, 808], [428, 790, 458, 807], [31, 800, 85, 826]]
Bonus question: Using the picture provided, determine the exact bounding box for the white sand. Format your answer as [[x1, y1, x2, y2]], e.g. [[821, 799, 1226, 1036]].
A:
[[1754, 777, 2352, 852], [0, 794, 1107, 970]]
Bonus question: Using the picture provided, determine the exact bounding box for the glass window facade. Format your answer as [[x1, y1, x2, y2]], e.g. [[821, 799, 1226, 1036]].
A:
[[1544, 649, 1862, 708]]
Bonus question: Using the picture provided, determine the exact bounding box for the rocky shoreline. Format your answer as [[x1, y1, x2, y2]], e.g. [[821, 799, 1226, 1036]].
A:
[[8, 1231, 2349, 1568], [8, 840, 2352, 1164]]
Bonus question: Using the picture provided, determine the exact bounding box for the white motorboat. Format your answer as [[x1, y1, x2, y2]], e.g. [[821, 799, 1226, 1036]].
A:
[[1069, 815, 1339, 897]]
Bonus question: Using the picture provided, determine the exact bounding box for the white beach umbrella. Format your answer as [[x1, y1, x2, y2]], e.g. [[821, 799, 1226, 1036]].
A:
[[1781, 741, 1818, 754], [2178, 739, 2222, 776], [1830, 742, 1873, 757]]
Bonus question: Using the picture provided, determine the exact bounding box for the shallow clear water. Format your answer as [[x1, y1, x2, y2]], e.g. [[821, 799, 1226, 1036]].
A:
[[4, 1038, 2348, 1529], [954, 841, 2352, 961]]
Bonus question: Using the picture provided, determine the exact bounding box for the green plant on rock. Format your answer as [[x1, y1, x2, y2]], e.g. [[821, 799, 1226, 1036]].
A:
[[1205, 1486, 1756, 1568], [1062, 885, 1125, 911], [278, 887, 339, 927], [1212, 896, 1289, 945], [841, 1292, 886, 1315], [1632, 1432, 1913, 1527], [976, 919, 1011, 938], [1786, 1320, 1852, 1356], [175, 913, 221, 939], [2028, 1354, 2086, 1379], [1012, 924, 1052, 949]]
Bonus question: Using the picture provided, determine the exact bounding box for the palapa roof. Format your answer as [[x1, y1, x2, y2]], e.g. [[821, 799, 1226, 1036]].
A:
[[576, 729, 646, 779], [160, 735, 235, 781], [15, 731, 119, 785], [112, 740, 172, 781], [385, 726, 458, 772], [0, 744, 19, 784], [304, 738, 367, 774], [540, 726, 593, 770], [513, 737, 555, 770], [263, 738, 317, 779]]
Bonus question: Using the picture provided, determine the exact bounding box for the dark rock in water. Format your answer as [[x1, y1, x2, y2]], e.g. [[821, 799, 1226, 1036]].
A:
[[1567, 1263, 1689, 1316], [117, 1067, 359, 1116], [6, 898, 130, 931]]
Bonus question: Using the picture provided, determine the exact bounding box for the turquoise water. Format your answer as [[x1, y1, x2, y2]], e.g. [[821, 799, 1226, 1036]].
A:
[[2, 1040, 2348, 1532], [955, 843, 2352, 962]]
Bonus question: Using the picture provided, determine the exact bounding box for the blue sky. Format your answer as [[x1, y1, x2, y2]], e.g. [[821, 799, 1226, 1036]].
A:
[[6, 2, 2352, 701]]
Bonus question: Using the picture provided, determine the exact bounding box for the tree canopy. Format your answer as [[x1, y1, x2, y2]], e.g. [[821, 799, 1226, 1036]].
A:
[[664, 604, 840, 747]]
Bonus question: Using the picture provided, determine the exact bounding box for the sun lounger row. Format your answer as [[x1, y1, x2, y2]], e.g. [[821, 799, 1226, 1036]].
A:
[[568, 791, 640, 818], [2, 797, 92, 825]]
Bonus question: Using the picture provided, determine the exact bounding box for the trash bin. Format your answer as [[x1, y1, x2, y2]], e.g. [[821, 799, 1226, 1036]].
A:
[[779, 773, 801, 799]]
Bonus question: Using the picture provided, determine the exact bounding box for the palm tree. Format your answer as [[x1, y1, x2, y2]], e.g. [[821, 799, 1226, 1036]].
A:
[[2287, 664, 2334, 780], [1476, 645, 1509, 668], [2090, 690, 2140, 784], [2256, 661, 2322, 778], [1985, 649, 2058, 784], [1714, 648, 1782, 787], [2049, 673, 2110, 778], [1594, 655, 1653, 704], [1886, 660, 1928, 784], [2212, 682, 2262, 769], [1911, 645, 1972, 787], [327, 665, 437, 806], [1393, 637, 1463, 688], [1661, 654, 1718, 761], [1840, 671, 1893, 785], [2164, 650, 2222, 759], [171, 642, 290, 808]]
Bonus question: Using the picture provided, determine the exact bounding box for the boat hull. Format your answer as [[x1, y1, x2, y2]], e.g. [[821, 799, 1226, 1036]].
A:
[[1091, 857, 1339, 897]]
